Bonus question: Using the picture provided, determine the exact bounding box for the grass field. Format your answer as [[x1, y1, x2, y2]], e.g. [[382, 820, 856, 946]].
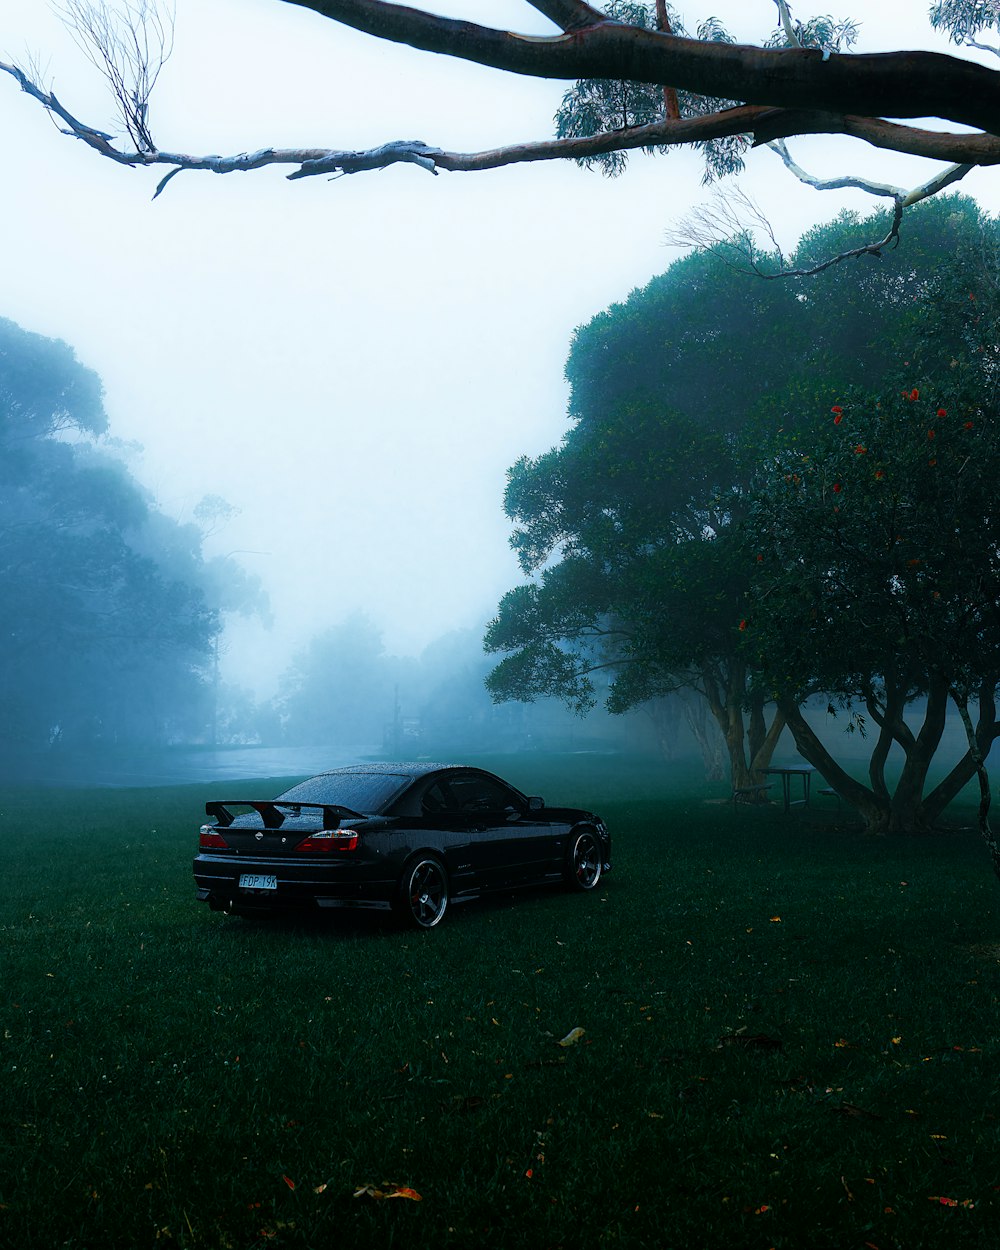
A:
[[2, 755, 1000, 1249]]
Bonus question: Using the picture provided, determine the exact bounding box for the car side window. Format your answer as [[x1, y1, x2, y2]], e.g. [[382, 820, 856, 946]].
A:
[[421, 782, 451, 817], [447, 775, 521, 816]]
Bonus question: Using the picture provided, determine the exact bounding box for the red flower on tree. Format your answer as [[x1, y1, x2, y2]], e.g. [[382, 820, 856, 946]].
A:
[[854, 445, 867, 455], [832, 483, 843, 494], [937, 408, 947, 417]]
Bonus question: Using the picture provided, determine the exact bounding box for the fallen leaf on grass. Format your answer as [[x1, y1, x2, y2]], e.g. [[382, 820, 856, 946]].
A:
[[557, 1027, 585, 1047], [453, 1095, 486, 1112], [353, 1184, 422, 1202], [929, 1196, 975, 1208], [718, 1032, 782, 1051], [282, 1176, 296, 1190], [834, 1102, 883, 1121]]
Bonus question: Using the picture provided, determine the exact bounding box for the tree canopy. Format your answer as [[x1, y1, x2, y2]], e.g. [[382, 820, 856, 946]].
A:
[[485, 195, 1000, 823], [3, 1, 1000, 261], [746, 376, 1000, 834], [0, 316, 263, 758]]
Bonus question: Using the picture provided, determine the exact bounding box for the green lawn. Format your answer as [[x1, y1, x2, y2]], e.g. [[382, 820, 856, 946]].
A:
[[2, 756, 999, 1249]]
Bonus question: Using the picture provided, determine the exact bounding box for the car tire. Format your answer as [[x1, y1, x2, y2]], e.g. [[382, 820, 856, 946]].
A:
[[565, 828, 602, 891], [396, 856, 449, 929]]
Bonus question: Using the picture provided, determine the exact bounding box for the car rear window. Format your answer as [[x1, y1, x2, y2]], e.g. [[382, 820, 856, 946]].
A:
[[276, 772, 412, 813]]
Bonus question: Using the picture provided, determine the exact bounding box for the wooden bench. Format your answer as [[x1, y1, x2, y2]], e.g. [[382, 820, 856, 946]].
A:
[[732, 783, 773, 806]]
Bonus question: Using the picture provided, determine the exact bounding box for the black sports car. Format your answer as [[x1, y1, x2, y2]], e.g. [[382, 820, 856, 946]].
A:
[[193, 762, 611, 928]]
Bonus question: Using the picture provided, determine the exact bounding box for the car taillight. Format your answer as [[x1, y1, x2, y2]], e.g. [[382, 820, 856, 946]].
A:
[[199, 825, 230, 849], [294, 829, 360, 853]]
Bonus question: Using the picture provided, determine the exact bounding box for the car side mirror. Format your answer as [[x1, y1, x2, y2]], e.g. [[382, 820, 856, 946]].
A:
[[527, 796, 544, 811]]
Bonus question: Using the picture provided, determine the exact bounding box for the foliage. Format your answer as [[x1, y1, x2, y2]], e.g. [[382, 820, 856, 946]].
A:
[[277, 612, 399, 747], [486, 196, 1000, 807], [555, 1, 859, 182], [745, 377, 1000, 831], [0, 316, 262, 753], [554, 1, 749, 181], [748, 387, 999, 698], [6, 0, 1000, 242], [2, 766, 999, 1249], [929, 0, 1000, 47]]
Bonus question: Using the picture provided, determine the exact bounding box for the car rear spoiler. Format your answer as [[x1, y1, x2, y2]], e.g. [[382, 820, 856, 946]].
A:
[[204, 800, 356, 829]]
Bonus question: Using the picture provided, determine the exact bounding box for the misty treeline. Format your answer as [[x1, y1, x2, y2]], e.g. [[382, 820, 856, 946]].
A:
[[272, 613, 656, 755], [0, 318, 265, 756], [0, 318, 644, 762], [485, 195, 1000, 834]]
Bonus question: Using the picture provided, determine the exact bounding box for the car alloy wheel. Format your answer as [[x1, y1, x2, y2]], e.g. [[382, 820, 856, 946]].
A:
[[401, 857, 449, 928], [567, 830, 602, 891]]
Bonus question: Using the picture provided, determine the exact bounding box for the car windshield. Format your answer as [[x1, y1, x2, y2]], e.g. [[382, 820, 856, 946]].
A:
[[276, 771, 412, 814]]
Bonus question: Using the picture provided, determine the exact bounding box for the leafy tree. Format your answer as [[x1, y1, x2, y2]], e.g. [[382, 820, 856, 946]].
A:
[[485, 393, 779, 788], [3, 1, 1000, 263], [746, 378, 1000, 842], [485, 196, 1000, 795], [0, 316, 260, 755], [277, 613, 400, 747]]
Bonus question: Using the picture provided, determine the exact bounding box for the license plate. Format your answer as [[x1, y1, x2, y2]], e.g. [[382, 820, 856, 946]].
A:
[[239, 874, 277, 890]]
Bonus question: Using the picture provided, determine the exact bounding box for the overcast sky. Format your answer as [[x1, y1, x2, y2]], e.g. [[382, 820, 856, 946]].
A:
[[3, 1, 997, 696]]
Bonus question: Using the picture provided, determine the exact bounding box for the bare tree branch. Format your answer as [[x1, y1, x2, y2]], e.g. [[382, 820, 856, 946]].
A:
[[54, 1, 174, 153], [523, 1, 607, 31], [4, 0, 1000, 238], [5, 47, 1000, 201], [768, 137, 909, 200], [966, 36, 1000, 56], [654, 0, 681, 121], [664, 184, 905, 279], [773, 0, 801, 48], [768, 137, 975, 206]]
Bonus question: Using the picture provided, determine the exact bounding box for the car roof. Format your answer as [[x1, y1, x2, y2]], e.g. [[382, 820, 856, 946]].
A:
[[309, 762, 464, 780]]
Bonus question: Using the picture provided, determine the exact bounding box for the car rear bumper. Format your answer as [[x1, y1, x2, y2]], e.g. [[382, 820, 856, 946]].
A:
[[193, 853, 397, 912]]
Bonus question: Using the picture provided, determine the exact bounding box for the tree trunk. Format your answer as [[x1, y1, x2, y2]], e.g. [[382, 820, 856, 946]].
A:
[[681, 691, 726, 781], [779, 699, 891, 831], [923, 681, 1000, 825], [884, 675, 949, 832], [953, 690, 1000, 884], [778, 683, 964, 833], [701, 665, 783, 797]]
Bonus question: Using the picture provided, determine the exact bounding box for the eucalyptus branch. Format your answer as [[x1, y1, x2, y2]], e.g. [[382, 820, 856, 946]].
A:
[[966, 37, 1000, 57], [523, 0, 607, 31], [666, 183, 905, 279], [6, 1, 1000, 199], [769, 138, 974, 207], [54, 1, 175, 153], [773, 0, 802, 48]]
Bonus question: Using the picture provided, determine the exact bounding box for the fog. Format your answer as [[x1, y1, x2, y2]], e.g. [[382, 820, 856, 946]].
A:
[[2, 2, 998, 758]]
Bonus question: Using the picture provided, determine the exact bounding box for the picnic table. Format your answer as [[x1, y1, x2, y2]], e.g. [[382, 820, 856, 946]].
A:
[[759, 764, 817, 813]]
